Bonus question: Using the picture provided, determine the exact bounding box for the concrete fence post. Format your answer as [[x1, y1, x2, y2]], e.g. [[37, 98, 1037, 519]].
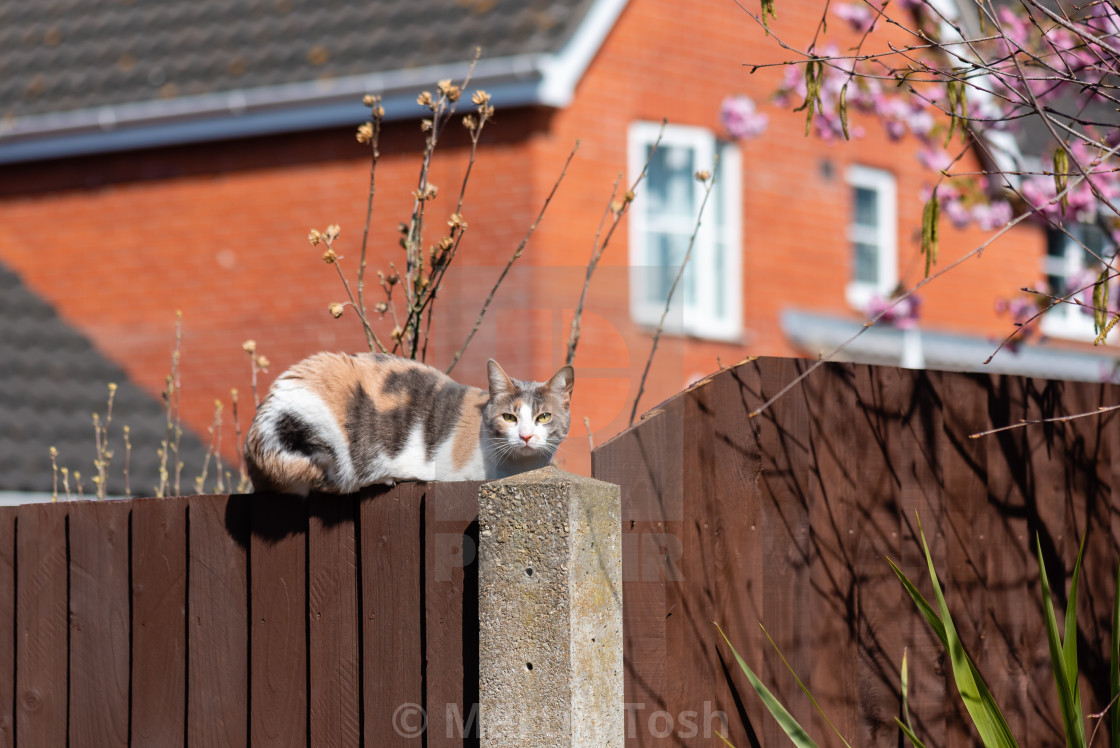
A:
[[477, 466, 623, 746]]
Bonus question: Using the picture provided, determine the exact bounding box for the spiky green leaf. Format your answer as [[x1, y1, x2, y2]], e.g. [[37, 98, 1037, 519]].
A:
[[1035, 534, 1086, 747], [899, 649, 929, 748], [714, 623, 820, 748], [908, 515, 1019, 747]]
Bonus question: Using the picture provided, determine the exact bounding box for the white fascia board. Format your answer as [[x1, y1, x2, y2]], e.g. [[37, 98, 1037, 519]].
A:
[[538, 0, 630, 107]]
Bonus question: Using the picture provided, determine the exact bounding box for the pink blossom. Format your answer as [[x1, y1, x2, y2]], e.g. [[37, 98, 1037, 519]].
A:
[[719, 95, 769, 140], [972, 200, 1013, 230], [832, 2, 874, 31], [943, 197, 972, 229], [867, 293, 922, 330], [917, 147, 953, 173]]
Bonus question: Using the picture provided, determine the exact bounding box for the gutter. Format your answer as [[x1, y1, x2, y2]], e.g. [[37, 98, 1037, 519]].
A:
[[0, 0, 628, 165]]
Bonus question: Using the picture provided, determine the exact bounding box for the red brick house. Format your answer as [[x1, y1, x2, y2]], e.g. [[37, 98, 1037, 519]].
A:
[[0, 0, 1106, 491]]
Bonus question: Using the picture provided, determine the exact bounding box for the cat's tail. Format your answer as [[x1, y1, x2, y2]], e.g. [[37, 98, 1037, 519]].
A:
[[243, 411, 355, 496]]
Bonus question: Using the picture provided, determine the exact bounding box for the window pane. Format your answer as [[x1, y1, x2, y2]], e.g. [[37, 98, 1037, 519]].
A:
[[854, 186, 877, 227], [648, 232, 692, 307], [647, 145, 695, 218], [854, 241, 879, 283]]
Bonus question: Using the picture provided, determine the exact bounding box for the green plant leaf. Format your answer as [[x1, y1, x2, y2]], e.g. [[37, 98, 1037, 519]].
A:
[[899, 648, 929, 748], [909, 514, 1018, 747], [714, 623, 821, 748], [717, 730, 738, 748], [760, 624, 854, 748], [896, 717, 928, 748], [1035, 534, 1086, 748]]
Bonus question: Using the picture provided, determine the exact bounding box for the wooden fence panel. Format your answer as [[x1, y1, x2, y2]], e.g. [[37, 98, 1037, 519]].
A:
[[308, 497, 360, 748], [188, 494, 249, 748], [0, 508, 15, 748], [69, 500, 130, 747], [131, 496, 188, 748], [15, 502, 67, 748], [425, 481, 482, 748], [363, 483, 425, 746], [250, 494, 308, 747]]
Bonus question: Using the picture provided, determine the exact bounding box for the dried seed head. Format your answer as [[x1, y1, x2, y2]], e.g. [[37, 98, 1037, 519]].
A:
[[50, 446, 58, 458], [375, 302, 389, 313], [308, 228, 322, 246], [321, 248, 338, 264], [356, 122, 373, 143], [448, 213, 465, 229], [462, 115, 477, 131], [256, 355, 270, 369], [391, 326, 404, 341], [325, 224, 341, 240], [610, 199, 624, 215], [420, 118, 433, 132], [624, 189, 636, 203], [242, 339, 257, 354], [362, 93, 377, 107], [438, 236, 454, 251], [695, 169, 711, 182], [472, 89, 490, 106], [328, 303, 345, 318], [417, 91, 433, 108], [398, 222, 410, 235], [437, 79, 461, 101], [386, 272, 399, 285]]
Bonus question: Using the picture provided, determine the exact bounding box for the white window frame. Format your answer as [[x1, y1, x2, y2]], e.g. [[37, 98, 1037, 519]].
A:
[[845, 165, 898, 310], [1041, 223, 1106, 341], [627, 121, 742, 341]]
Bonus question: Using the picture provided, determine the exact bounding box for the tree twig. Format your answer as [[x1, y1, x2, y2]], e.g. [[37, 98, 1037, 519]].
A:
[[567, 121, 667, 367], [969, 403, 1120, 439], [630, 160, 719, 426], [445, 141, 579, 374]]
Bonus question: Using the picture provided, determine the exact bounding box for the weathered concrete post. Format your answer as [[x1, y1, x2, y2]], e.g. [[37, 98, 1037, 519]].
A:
[[477, 466, 623, 746]]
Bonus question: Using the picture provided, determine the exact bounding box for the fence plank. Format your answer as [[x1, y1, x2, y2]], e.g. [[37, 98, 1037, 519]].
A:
[[250, 493, 308, 747], [132, 496, 189, 748], [0, 508, 15, 748], [188, 495, 249, 748], [425, 481, 480, 747], [69, 500, 130, 747], [308, 498, 360, 748], [363, 483, 424, 746], [15, 501, 67, 748]]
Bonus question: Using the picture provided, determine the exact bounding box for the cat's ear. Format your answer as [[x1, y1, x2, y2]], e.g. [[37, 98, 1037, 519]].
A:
[[546, 365, 574, 408], [487, 359, 515, 396]]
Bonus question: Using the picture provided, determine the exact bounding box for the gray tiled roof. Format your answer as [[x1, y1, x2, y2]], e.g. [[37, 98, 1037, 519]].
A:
[[0, 259, 208, 496], [0, 0, 596, 120]]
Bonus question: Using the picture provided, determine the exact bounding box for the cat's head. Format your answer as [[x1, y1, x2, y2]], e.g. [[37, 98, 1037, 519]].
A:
[[483, 359, 574, 464]]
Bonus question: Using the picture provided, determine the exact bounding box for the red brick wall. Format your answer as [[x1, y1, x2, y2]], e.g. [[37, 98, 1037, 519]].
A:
[[0, 0, 1048, 485]]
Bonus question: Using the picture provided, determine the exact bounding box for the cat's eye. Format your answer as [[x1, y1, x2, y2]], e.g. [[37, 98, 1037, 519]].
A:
[[501, 413, 518, 423], [536, 413, 552, 424]]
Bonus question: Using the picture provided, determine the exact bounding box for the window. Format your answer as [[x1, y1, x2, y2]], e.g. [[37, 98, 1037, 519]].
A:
[[628, 122, 742, 340], [1042, 222, 1109, 339], [845, 166, 898, 309]]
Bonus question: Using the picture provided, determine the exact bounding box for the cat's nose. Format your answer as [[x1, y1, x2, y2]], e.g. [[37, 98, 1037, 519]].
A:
[[520, 433, 532, 443]]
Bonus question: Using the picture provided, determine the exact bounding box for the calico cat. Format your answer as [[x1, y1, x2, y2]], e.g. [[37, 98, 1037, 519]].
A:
[[244, 352, 574, 495]]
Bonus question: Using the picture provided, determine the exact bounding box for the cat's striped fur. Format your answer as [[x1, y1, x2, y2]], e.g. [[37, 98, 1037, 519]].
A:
[[244, 353, 574, 495]]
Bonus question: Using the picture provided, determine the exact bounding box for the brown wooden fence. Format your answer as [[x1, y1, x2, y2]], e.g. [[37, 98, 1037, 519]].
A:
[[595, 357, 1120, 747], [0, 481, 483, 747], [1, 357, 1117, 747]]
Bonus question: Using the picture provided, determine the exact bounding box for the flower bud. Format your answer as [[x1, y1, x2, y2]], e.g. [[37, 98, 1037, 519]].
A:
[[329, 303, 345, 318]]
